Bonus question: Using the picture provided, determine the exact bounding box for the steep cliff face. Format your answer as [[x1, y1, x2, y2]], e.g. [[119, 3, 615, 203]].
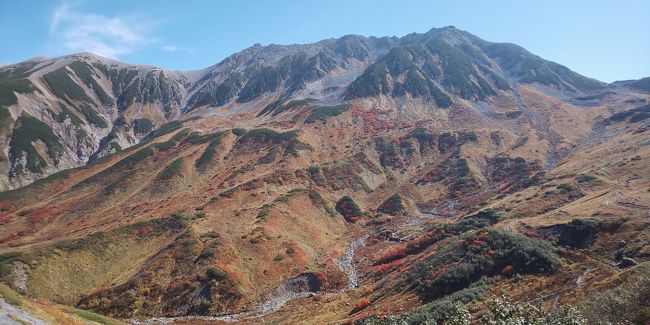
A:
[[0, 53, 186, 189], [0, 26, 621, 190]]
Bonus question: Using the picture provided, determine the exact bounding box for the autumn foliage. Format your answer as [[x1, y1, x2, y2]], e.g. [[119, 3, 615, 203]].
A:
[[352, 298, 371, 313]]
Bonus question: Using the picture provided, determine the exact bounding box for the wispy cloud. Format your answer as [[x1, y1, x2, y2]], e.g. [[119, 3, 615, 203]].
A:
[[48, 2, 177, 59], [162, 45, 194, 54]]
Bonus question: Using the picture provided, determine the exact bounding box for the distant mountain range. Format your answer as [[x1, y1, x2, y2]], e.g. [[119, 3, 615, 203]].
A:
[[3, 26, 641, 189]]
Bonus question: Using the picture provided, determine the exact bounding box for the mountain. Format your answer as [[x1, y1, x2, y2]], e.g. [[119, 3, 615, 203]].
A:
[[0, 53, 187, 189], [0, 26, 649, 324], [0, 26, 608, 190], [611, 77, 650, 93]]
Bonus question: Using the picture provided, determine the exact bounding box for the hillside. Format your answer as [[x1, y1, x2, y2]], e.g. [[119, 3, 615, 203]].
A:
[[0, 26, 610, 190], [0, 26, 649, 324]]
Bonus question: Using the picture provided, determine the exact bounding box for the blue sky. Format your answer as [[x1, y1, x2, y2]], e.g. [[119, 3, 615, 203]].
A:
[[1, 1, 648, 82]]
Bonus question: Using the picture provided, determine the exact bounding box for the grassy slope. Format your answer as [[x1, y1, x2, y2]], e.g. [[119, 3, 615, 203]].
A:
[[0, 88, 647, 323], [0, 283, 124, 325]]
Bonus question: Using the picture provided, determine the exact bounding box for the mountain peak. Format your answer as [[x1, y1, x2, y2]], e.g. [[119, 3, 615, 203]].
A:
[[0, 26, 609, 190]]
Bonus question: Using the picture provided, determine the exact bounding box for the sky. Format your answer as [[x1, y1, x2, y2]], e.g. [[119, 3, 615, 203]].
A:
[[1, 1, 649, 82]]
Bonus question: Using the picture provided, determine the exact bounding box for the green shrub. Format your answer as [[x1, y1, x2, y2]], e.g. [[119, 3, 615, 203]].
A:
[[213, 73, 244, 106], [446, 209, 501, 233], [411, 229, 559, 301], [219, 186, 239, 198], [307, 165, 321, 175], [132, 118, 154, 134], [141, 121, 182, 142], [336, 196, 363, 222], [79, 105, 107, 128], [401, 278, 494, 324], [206, 267, 227, 281], [345, 62, 390, 99], [257, 147, 280, 164], [556, 183, 575, 193], [155, 129, 190, 151], [69, 61, 112, 105], [377, 194, 406, 215], [240, 128, 298, 143], [195, 132, 225, 168], [231, 128, 247, 136], [237, 66, 282, 102], [0, 78, 38, 133], [197, 248, 216, 260], [575, 173, 597, 184], [480, 297, 586, 325], [43, 67, 93, 104], [157, 158, 183, 180], [52, 104, 83, 126], [285, 139, 309, 157], [305, 104, 350, 124], [557, 219, 600, 248], [193, 211, 207, 219], [426, 39, 492, 100], [169, 213, 188, 225], [113, 147, 154, 170], [9, 112, 63, 173], [183, 131, 217, 145], [258, 98, 314, 116], [604, 104, 650, 124], [406, 128, 436, 143]]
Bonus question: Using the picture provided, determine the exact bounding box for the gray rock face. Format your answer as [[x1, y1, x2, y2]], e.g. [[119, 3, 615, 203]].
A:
[[0, 26, 612, 190]]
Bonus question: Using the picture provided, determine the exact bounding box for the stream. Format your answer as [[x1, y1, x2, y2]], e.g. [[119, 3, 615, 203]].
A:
[[131, 235, 370, 324], [334, 234, 370, 289]]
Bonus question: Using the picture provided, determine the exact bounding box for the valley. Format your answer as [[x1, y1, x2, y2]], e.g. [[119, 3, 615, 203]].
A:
[[0, 26, 649, 324]]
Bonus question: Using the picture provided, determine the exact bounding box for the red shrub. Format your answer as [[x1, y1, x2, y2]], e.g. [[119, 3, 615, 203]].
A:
[[349, 216, 362, 223], [26, 206, 57, 225], [27, 214, 45, 224], [373, 259, 405, 275], [406, 231, 443, 252], [352, 298, 371, 313], [373, 243, 408, 265], [314, 271, 327, 284], [0, 214, 11, 225]]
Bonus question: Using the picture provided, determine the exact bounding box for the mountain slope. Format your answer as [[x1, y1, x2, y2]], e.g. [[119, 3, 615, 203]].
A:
[[0, 84, 647, 323], [0, 53, 187, 189], [0, 26, 609, 190], [1, 26, 648, 323]]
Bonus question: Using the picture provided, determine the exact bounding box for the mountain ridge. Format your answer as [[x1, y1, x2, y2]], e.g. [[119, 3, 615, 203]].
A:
[[0, 25, 642, 190], [0, 25, 649, 325]]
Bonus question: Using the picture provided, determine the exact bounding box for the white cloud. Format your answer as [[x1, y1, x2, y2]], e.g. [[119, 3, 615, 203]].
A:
[[162, 45, 194, 54], [48, 2, 158, 59]]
